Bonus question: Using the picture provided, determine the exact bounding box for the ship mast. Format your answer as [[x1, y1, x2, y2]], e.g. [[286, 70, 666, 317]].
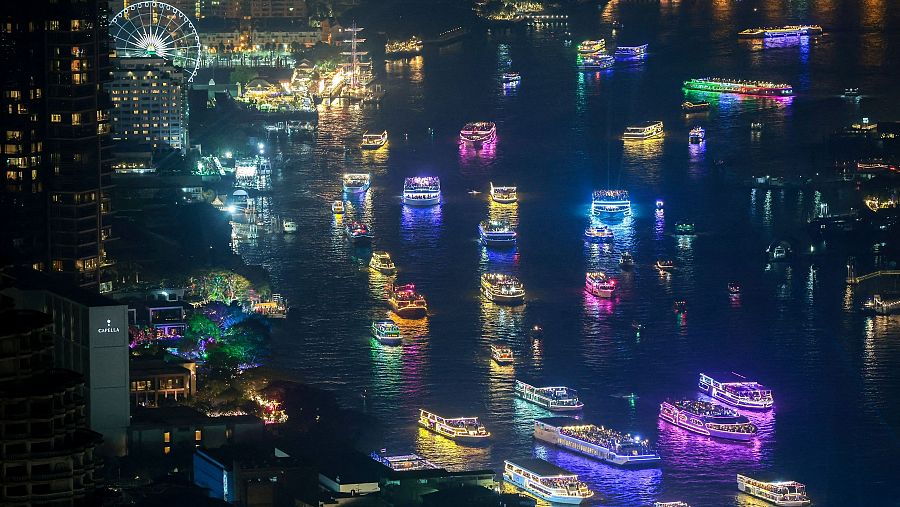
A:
[[341, 22, 368, 89]]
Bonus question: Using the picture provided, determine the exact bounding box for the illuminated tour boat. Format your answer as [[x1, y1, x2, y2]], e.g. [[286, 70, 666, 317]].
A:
[[371, 320, 401, 346], [490, 182, 518, 203], [418, 409, 491, 443], [388, 283, 428, 318], [620, 251, 635, 268], [577, 54, 614, 70], [360, 130, 388, 149], [751, 121, 764, 131], [342, 173, 371, 194], [459, 121, 497, 147], [658, 399, 758, 441], [655, 503, 691, 507], [403, 177, 441, 206], [682, 78, 794, 97], [481, 273, 525, 305], [675, 222, 696, 235], [345, 221, 374, 244], [614, 44, 648, 60], [479, 220, 518, 246], [577, 39, 606, 56], [682, 100, 711, 112], [384, 36, 423, 58], [515, 380, 584, 412], [623, 121, 665, 140], [591, 190, 632, 217], [737, 475, 810, 506], [502, 72, 521, 86], [689, 127, 705, 144], [503, 459, 594, 505], [584, 225, 614, 242], [585, 272, 616, 298], [491, 344, 514, 365], [369, 251, 397, 275], [738, 25, 823, 39], [332, 200, 344, 214], [655, 259, 674, 271], [371, 452, 439, 471], [699, 372, 774, 410], [534, 417, 661, 467], [282, 220, 298, 233], [728, 282, 742, 295]]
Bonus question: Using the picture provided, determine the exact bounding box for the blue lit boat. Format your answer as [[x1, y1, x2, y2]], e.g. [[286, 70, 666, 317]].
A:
[[403, 177, 441, 206], [534, 417, 661, 467], [689, 127, 705, 144], [591, 190, 631, 217], [614, 44, 648, 60]]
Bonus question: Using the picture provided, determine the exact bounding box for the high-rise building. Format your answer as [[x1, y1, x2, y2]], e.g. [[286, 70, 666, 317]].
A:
[[109, 57, 187, 152], [0, 0, 115, 293], [249, 0, 307, 18], [0, 309, 101, 504]]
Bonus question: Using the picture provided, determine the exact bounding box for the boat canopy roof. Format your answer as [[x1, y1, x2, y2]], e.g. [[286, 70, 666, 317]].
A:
[[506, 458, 576, 478]]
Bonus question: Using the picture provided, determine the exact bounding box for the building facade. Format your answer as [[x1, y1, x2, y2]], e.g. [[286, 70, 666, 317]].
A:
[[1, 268, 130, 457], [109, 57, 187, 152], [0, 0, 115, 292], [0, 310, 101, 505]]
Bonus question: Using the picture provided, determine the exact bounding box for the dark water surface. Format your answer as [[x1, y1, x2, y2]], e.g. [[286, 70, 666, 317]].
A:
[[235, 1, 900, 505]]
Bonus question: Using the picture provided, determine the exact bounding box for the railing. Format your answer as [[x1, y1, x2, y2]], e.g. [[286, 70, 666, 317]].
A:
[[847, 270, 900, 284]]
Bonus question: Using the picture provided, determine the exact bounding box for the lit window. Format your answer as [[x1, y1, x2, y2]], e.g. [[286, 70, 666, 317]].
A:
[[71, 113, 82, 125], [164, 446, 170, 455], [50, 114, 61, 123], [194, 430, 202, 441], [164, 431, 171, 443]]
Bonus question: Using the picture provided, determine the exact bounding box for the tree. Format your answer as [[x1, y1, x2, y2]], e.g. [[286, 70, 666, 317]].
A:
[[181, 313, 221, 353], [230, 67, 257, 85], [219, 316, 270, 364]]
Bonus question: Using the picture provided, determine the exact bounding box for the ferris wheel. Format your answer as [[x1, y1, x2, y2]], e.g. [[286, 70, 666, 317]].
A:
[[110, 1, 201, 82]]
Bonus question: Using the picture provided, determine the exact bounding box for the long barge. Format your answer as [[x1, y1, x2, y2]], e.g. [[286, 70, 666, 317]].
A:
[[683, 78, 793, 97], [534, 417, 661, 467]]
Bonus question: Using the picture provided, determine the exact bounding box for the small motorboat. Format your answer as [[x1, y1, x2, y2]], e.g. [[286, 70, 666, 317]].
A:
[[655, 259, 675, 271], [332, 200, 344, 214], [283, 220, 298, 233], [631, 321, 643, 332], [842, 87, 861, 98], [584, 225, 614, 242], [728, 282, 742, 295], [530, 324, 543, 339], [673, 300, 687, 313], [620, 252, 635, 268], [751, 122, 764, 131]]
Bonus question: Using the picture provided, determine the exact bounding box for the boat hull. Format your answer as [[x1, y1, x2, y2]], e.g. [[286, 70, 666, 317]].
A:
[[375, 334, 401, 346], [737, 483, 810, 506], [419, 421, 490, 444], [343, 184, 370, 194], [491, 196, 517, 204], [348, 235, 373, 245], [361, 142, 386, 150], [403, 195, 441, 206], [391, 304, 427, 319], [492, 356, 513, 366], [534, 425, 661, 468], [481, 235, 517, 247], [370, 265, 396, 275], [483, 288, 525, 305], [504, 472, 586, 505], [587, 287, 614, 298]]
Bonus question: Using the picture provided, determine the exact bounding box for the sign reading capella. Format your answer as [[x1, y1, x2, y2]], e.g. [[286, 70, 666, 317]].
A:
[[98, 319, 121, 334]]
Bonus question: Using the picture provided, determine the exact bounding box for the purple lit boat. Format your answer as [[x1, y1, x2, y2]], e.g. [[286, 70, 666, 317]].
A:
[[699, 372, 773, 410], [659, 399, 757, 441], [459, 121, 496, 147]]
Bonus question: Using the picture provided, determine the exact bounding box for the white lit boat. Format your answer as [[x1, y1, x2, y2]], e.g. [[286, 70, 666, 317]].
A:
[[369, 251, 397, 275], [534, 417, 661, 467], [689, 127, 705, 144], [699, 372, 774, 410], [515, 380, 583, 412], [623, 121, 664, 140], [283, 220, 298, 233], [584, 225, 614, 242], [371, 320, 401, 346], [503, 459, 593, 505], [659, 400, 757, 441], [591, 190, 631, 217], [342, 173, 371, 194], [491, 344, 514, 365], [490, 183, 518, 203], [460, 121, 497, 147], [479, 220, 517, 246], [682, 101, 711, 113], [481, 273, 525, 305], [332, 200, 344, 214], [403, 177, 441, 206], [738, 25, 823, 39], [361, 130, 388, 149], [585, 272, 616, 298], [418, 409, 490, 443], [655, 259, 674, 271], [737, 475, 810, 506], [655, 503, 691, 507], [388, 283, 428, 318]]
